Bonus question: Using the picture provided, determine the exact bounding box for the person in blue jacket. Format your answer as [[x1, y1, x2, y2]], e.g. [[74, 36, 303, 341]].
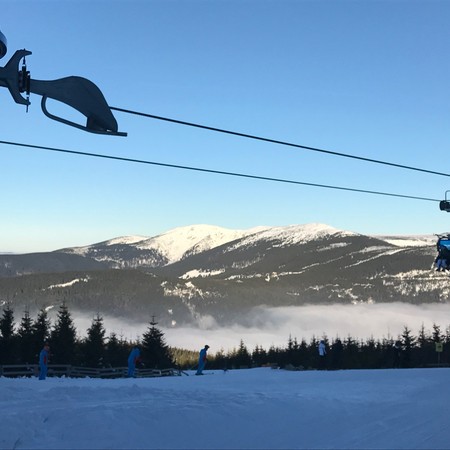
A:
[[39, 342, 50, 380], [196, 345, 210, 375], [127, 346, 141, 377]]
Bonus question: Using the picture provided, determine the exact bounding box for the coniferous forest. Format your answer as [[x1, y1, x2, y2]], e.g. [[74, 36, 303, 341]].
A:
[[0, 302, 449, 371]]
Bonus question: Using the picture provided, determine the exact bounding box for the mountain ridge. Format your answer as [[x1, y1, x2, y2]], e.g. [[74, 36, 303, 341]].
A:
[[0, 223, 444, 327]]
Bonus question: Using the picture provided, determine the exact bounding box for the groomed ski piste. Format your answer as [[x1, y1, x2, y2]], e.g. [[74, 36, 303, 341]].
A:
[[2, 367, 450, 449]]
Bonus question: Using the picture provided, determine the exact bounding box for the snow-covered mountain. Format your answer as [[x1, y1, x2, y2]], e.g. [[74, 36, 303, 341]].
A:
[[134, 224, 266, 263], [0, 223, 443, 326], [55, 223, 365, 270], [59, 224, 268, 269]]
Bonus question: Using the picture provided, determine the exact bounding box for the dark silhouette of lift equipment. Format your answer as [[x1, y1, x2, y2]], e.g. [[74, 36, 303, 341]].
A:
[[439, 191, 450, 212], [0, 30, 126, 136]]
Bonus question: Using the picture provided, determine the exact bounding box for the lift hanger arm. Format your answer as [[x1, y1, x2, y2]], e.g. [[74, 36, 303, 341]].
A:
[[0, 49, 126, 136]]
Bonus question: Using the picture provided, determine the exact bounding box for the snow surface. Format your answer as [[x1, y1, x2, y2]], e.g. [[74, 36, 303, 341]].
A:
[[225, 223, 356, 252], [57, 223, 437, 267], [2, 367, 450, 450], [374, 235, 435, 248], [103, 236, 150, 246], [136, 224, 263, 264]]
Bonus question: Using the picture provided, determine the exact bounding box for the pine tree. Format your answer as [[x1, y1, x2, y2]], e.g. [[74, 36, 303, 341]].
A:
[[0, 303, 15, 339], [362, 336, 378, 369], [105, 332, 127, 367], [141, 317, 173, 369], [83, 314, 106, 367], [432, 323, 442, 343], [17, 310, 35, 364], [50, 303, 77, 364], [283, 334, 295, 367], [417, 323, 432, 366], [0, 303, 16, 364], [401, 326, 416, 368], [252, 345, 267, 367], [417, 323, 429, 348], [331, 337, 344, 370], [342, 335, 359, 369], [290, 337, 303, 367], [267, 344, 281, 366], [32, 309, 51, 360], [234, 339, 252, 368]]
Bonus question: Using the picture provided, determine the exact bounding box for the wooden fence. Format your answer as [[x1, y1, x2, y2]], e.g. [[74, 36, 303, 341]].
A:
[[0, 364, 182, 378]]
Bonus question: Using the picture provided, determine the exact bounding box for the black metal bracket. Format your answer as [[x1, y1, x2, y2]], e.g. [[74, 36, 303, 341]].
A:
[[0, 30, 7, 59], [440, 191, 450, 212], [0, 49, 126, 136]]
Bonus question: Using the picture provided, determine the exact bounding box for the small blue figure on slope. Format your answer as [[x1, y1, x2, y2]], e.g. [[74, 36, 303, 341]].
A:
[[196, 345, 210, 375]]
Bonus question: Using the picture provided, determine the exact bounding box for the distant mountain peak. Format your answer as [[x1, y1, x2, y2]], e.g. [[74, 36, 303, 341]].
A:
[[135, 224, 258, 263], [224, 222, 356, 251]]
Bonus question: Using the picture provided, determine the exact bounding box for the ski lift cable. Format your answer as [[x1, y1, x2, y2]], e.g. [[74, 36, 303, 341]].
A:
[[110, 106, 450, 179], [0, 139, 439, 203]]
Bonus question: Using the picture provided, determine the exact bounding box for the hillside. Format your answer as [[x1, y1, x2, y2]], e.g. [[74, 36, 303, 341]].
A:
[[0, 223, 447, 326]]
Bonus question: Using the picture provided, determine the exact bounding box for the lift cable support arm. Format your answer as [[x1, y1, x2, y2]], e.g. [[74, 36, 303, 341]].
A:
[[0, 49, 126, 136]]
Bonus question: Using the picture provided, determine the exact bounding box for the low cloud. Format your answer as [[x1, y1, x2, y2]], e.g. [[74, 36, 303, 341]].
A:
[[72, 303, 450, 353]]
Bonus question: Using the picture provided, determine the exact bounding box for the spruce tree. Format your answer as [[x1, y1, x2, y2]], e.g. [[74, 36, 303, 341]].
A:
[[32, 309, 51, 359], [105, 332, 126, 367], [141, 317, 173, 369], [17, 310, 35, 364], [0, 303, 16, 364], [401, 326, 416, 368], [235, 339, 252, 368], [417, 323, 432, 366], [283, 335, 295, 367], [50, 303, 77, 364], [84, 314, 106, 367], [252, 345, 267, 367], [267, 344, 281, 366], [432, 323, 442, 343], [343, 335, 359, 369], [331, 337, 344, 370]]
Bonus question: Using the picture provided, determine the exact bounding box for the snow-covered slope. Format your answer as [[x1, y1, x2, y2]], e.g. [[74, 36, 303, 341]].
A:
[[225, 223, 356, 251], [60, 225, 266, 267], [62, 236, 149, 257], [2, 223, 442, 325], [135, 224, 264, 263], [59, 223, 437, 270], [2, 367, 450, 450], [59, 223, 358, 269], [374, 235, 435, 248]]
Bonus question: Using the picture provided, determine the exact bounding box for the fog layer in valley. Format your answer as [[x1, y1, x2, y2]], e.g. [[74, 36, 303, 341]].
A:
[[72, 303, 450, 352]]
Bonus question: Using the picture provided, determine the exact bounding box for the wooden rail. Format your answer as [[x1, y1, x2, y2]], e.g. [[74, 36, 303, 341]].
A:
[[0, 364, 182, 378]]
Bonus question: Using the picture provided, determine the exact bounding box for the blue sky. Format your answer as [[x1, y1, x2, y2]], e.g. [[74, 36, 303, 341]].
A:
[[1, 0, 450, 253]]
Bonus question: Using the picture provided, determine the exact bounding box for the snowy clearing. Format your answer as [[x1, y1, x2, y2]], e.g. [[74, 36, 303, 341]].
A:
[[2, 367, 450, 449]]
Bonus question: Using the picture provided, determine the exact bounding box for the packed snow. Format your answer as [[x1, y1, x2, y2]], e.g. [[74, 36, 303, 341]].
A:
[[2, 367, 450, 449]]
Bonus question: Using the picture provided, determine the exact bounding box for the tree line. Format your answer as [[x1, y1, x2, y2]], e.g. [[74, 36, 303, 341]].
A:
[[0, 303, 174, 369], [1, 303, 449, 371]]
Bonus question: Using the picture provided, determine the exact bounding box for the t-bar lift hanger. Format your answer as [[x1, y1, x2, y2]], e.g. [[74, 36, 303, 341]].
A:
[[0, 32, 126, 136]]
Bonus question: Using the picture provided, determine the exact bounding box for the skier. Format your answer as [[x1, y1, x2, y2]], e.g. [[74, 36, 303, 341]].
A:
[[39, 342, 50, 380], [318, 340, 327, 370], [127, 346, 141, 377], [393, 340, 402, 368], [196, 345, 210, 375]]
